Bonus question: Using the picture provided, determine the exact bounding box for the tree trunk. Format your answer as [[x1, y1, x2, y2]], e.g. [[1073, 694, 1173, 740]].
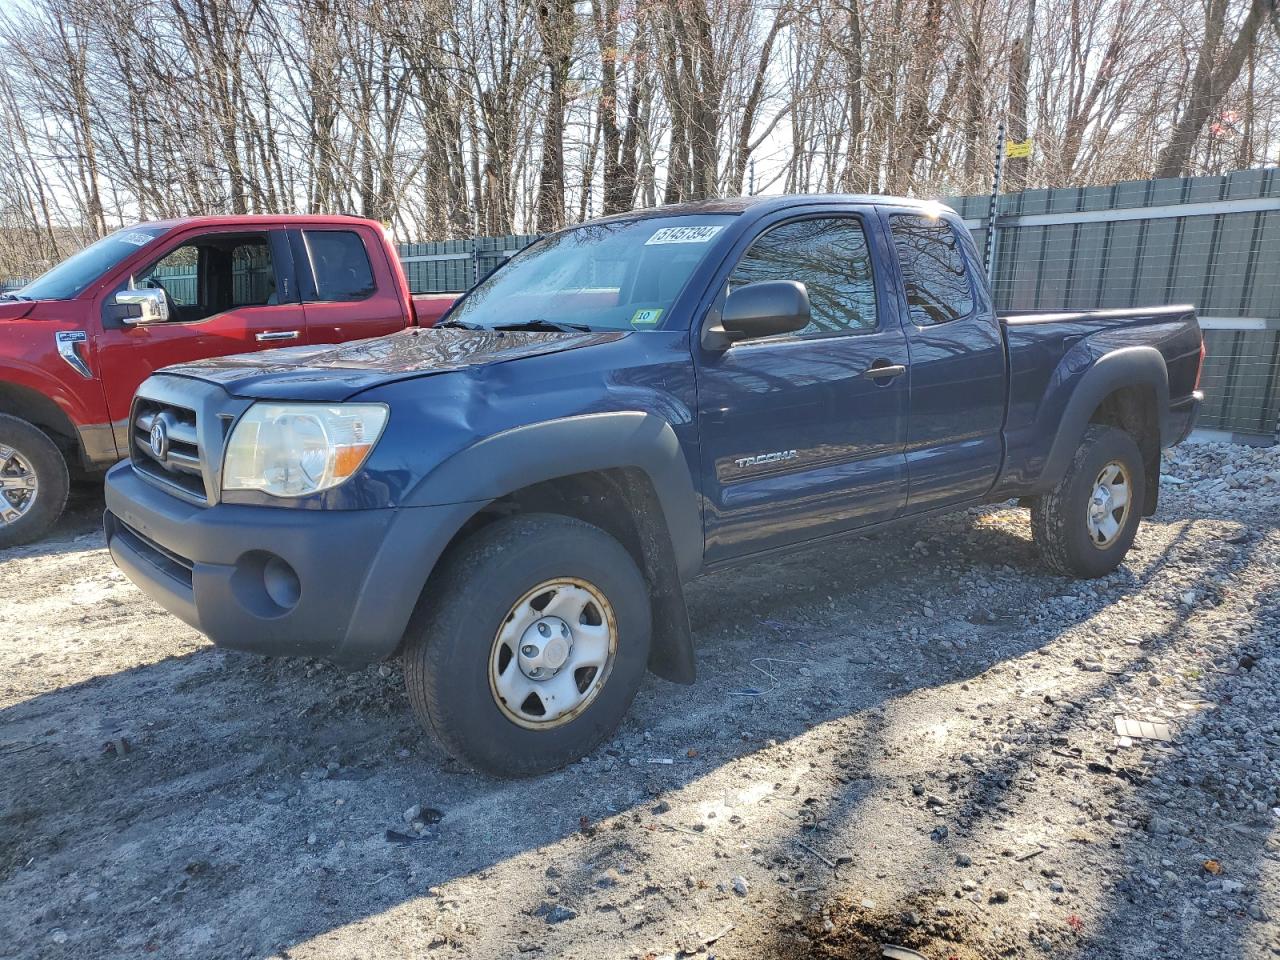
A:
[[687, 0, 720, 199], [1156, 0, 1272, 179], [535, 0, 574, 232], [1005, 0, 1036, 191]]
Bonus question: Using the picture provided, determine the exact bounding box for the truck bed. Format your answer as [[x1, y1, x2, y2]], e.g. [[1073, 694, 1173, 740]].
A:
[[996, 304, 1203, 496]]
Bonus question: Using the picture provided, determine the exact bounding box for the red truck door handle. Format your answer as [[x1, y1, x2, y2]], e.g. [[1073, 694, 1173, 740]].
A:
[[256, 330, 301, 342], [863, 361, 906, 381]]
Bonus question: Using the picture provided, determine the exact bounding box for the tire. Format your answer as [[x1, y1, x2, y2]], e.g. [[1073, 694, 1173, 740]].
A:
[[403, 513, 652, 776], [1031, 424, 1146, 578], [0, 414, 70, 550]]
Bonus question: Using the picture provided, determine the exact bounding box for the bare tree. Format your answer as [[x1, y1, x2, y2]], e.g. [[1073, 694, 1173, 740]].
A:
[[1157, 0, 1276, 177], [0, 0, 1277, 281]]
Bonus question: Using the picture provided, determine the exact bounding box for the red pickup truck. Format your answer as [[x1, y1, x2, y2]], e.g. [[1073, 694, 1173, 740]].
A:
[[0, 214, 454, 547]]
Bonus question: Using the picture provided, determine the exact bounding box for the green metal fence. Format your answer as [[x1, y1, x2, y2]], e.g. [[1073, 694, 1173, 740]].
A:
[[397, 234, 538, 294], [946, 169, 1280, 441]]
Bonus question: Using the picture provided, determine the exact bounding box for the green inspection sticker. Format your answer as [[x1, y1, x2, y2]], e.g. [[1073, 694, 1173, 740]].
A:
[[630, 308, 663, 327]]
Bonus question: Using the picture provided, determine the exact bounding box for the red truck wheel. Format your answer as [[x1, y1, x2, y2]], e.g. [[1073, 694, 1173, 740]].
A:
[[0, 414, 69, 550]]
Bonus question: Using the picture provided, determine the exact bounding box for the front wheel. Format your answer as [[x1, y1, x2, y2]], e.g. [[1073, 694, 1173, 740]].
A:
[[402, 513, 652, 776], [1031, 424, 1146, 578], [0, 414, 70, 550]]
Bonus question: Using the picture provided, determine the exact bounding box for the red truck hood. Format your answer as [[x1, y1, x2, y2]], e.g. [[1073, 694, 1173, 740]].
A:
[[158, 327, 628, 401]]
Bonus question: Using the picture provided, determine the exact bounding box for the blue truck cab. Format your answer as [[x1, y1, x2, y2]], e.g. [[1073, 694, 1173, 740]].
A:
[[104, 195, 1203, 775]]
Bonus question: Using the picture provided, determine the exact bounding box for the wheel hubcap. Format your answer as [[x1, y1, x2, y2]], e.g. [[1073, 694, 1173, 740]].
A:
[[489, 578, 617, 729], [1085, 460, 1131, 549], [0, 444, 38, 526], [517, 616, 573, 678]]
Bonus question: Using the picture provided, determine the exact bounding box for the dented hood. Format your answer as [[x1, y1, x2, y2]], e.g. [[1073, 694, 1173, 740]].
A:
[[158, 327, 628, 401]]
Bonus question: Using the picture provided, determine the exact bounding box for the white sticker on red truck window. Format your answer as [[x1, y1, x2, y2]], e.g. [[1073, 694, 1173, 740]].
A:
[[118, 232, 156, 246], [644, 225, 724, 245]]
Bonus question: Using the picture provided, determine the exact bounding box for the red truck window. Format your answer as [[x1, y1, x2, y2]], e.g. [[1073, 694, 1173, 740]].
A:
[[303, 230, 375, 303], [131, 234, 278, 323]]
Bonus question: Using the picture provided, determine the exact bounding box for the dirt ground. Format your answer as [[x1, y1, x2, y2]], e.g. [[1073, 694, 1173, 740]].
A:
[[2, 440, 1278, 960]]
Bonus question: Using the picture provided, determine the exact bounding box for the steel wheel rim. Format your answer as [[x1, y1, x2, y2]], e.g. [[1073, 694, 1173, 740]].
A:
[[1085, 459, 1131, 549], [0, 444, 38, 527], [488, 577, 618, 730]]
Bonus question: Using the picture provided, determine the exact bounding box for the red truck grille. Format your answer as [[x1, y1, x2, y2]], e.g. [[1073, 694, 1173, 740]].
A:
[[131, 400, 208, 503]]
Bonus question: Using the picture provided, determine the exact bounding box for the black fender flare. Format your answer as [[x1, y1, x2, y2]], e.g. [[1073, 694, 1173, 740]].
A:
[[411, 411, 703, 579], [1039, 346, 1169, 490]]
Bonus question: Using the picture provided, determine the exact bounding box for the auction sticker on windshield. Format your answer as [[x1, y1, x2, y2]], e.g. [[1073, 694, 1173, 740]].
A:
[[119, 232, 157, 246], [631, 308, 663, 327], [645, 225, 724, 245]]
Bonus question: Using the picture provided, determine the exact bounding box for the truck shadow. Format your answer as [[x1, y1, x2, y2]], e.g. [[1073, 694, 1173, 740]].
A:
[[748, 525, 1274, 959], [0, 503, 1264, 958]]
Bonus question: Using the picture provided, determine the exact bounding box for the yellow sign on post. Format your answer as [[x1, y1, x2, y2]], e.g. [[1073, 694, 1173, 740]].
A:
[[1005, 138, 1034, 159]]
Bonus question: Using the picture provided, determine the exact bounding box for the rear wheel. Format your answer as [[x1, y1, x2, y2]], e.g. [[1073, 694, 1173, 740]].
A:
[[1031, 424, 1146, 578], [402, 513, 651, 776], [0, 414, 69, 550]]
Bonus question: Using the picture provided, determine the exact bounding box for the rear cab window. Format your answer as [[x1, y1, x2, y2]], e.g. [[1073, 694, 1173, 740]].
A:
[[889, 214, 974, 326], [303, 230, 376, 302]]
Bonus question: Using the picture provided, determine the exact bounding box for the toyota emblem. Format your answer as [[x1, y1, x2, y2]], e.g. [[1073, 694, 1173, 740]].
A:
[[149, 418, 169, 461]]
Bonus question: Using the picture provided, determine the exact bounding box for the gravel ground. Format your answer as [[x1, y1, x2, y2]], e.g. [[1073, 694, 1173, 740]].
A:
[[1, 439, 1278, 960]]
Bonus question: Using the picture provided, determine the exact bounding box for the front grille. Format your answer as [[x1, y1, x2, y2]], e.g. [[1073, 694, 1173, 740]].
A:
[[131, 399, 208, 503]]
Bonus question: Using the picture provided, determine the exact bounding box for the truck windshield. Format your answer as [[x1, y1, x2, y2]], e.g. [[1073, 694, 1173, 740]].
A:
[[15, 225, 169, 302], [444, 215, 735, 332]]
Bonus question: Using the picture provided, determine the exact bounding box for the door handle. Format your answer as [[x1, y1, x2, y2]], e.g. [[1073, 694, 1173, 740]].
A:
[[863, 362, 906, 380], [256, 330, 300, 342]]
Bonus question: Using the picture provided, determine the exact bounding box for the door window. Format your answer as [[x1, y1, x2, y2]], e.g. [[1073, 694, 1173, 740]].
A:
[[303, 230, 376, 302], [131, 234, 277, 323], [729, 217, 877, 338], [889, 215, 975, 326]]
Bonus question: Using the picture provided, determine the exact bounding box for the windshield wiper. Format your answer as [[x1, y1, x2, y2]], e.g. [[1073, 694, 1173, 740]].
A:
[[433, 318, 481, 330], [493, 319, 592, 333], [0, 292, 31, 302]]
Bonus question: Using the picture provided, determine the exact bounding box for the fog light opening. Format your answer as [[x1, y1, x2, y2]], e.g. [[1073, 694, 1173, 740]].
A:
[[262, 555, 301, 610]]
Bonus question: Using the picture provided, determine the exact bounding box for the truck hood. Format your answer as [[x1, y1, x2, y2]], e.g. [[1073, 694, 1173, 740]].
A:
[[159, 327, 629, 401]]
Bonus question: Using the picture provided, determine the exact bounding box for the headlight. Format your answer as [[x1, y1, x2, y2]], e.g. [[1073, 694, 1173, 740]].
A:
[[222, 403, 389, 497]]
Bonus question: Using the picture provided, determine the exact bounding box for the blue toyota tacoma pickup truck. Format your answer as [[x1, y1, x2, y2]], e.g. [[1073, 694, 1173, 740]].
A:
[[103, 195, 1203, 775]]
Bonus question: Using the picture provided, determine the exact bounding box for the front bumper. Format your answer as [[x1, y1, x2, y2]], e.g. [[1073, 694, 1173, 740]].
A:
[[104, 460, 479, 666]]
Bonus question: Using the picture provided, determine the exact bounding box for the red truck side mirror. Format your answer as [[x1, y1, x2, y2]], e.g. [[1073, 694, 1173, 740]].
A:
[[115, 288, 170, 325]]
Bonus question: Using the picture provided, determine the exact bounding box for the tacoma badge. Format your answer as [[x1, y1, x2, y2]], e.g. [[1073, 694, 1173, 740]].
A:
[[734, 450, 798, 469]]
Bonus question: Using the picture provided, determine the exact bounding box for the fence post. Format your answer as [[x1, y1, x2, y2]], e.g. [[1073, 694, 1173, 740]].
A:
[[985, 120, 1006, 283]]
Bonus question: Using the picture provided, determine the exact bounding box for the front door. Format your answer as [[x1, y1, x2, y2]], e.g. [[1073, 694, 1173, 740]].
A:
[[95, 228, 306, 431], [695, 213, 910, 564]]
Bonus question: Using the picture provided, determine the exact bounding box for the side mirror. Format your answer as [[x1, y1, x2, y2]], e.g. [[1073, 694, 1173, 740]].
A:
[[716, 280, 810, 344], [115, 288, 169, 325]]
